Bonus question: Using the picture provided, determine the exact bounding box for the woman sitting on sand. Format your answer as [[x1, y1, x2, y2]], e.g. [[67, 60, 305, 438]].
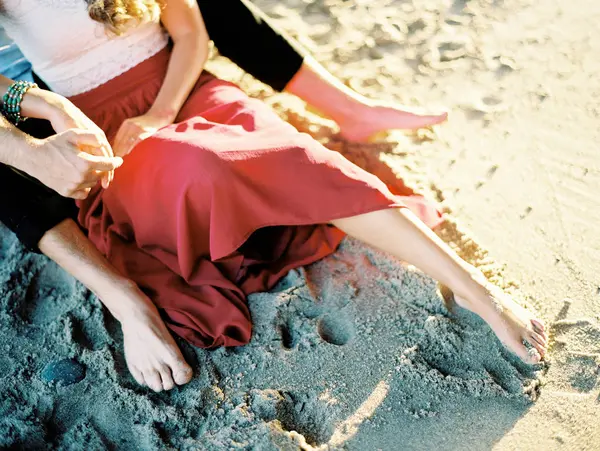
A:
[[0, 0, 547, 392]]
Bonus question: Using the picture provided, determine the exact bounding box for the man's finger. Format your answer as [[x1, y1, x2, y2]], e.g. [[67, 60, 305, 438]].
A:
[[71, 187, 92, 200], [64, 128, 109, 149], [78, 143, 106, 158], [105, 145, 115, 185], [82, 169, 112, 190], [84, 143, 113, 159], [79, 152, 124, 172], [65, 130, 115, 163], [76, 179, 102, 191], [81, 169, 110, 184], [101, 172, 111, 189], [101, 170, 116, 189], [105, 149, 114, 185]]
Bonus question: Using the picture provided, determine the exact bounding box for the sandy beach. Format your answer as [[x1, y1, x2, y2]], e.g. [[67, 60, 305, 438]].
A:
[[1, 0, 599, 449]]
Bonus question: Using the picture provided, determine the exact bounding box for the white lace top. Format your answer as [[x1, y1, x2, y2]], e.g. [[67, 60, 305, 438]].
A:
[[0, 0, 168, 96]]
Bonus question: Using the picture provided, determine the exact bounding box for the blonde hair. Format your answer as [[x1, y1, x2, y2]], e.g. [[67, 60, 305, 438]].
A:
[[86, 0, 163, 35]]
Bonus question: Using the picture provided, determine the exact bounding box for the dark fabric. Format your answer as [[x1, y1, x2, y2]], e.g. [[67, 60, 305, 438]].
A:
[[199, 0, 305, 91], [0, 119, 78, 253], [0, 0, 304, 252]]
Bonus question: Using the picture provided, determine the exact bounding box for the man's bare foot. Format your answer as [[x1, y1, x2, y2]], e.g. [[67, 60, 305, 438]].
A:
[[112, 286, 193, 391], [337, 102, 449, 142], [443, 277, 548, 364]]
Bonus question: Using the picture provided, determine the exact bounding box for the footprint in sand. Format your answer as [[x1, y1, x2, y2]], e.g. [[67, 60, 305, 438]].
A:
[[551, 299, 600, 393], [249, 389, 339, 446], [60, 421, 105, 449], [21, 262, 78, 325], [278, 311, 356, 349], [566, 355, 598, 392], [275, 391, 338, 446], [317, 313, 355, 346], [279, 318, 301, 350], [65, 312, 112, 351], [424, 35, 471, 69]]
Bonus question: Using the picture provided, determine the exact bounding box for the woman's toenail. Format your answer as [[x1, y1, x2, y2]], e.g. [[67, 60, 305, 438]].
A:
[[528, 348, 541, 361]]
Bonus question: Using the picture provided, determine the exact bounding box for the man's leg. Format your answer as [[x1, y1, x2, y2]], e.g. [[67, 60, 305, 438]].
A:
[[200, 0, 447, 140], [199, 0, 305, 91], [39, 218, 193, 392], [285, 57, 448, 141], [0, 164, 78, 251]]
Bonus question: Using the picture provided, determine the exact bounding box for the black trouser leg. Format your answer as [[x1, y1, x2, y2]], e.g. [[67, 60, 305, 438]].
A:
[[198, 0, 306, 91]]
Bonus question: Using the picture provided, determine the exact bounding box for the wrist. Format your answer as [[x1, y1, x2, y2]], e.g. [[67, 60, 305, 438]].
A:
[[20, 88, 68, 122], [145, 106, 177, 125], [3, 131, 43, 173]]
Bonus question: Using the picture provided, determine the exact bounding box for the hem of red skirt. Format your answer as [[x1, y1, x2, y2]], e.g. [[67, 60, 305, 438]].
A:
[[211, 200, 408, 262]]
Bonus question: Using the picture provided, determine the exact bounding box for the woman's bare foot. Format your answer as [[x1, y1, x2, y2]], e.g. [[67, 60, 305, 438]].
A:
[[444, 277, 548, 363], [337, 101, 449, 142], [111, 286, 193, 391]]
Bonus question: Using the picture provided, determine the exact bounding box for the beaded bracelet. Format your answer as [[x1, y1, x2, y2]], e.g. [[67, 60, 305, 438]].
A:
[[2, 80, 38, 126]]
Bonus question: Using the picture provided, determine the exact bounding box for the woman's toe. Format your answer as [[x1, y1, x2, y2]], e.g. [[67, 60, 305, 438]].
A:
[[521, 343, 542, 364], [531, 318, 546, 333], [425, 111, 449, 126], [526, 347, 542, 364], [511, 337, 541, 364], [144, 370, 164, 392], [159, 365, 176, 391], [526, 334, 547, 357], [530, 330, 547, 347]]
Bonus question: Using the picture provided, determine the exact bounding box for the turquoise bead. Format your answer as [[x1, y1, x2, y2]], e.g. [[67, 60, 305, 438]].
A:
[[1, 80, 37, 125]]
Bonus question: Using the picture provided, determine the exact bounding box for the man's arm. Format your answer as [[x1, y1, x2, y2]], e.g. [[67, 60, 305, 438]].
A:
[[0, 113, 38, 167], [0, 68, 124, 194], [0, 115, 122, 199]]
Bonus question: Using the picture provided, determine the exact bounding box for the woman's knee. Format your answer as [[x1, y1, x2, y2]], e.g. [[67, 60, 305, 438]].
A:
[[157, 145, 229, 192]]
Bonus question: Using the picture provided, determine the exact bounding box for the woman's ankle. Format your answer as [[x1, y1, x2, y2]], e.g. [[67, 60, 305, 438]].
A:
[[450, 266, 499, 312]]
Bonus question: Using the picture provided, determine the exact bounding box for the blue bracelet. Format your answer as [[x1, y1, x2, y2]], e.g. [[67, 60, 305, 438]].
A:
[[2, 80, 38, 125]]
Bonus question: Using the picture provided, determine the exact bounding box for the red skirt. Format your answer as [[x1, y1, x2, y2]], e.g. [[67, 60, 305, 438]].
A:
[[69, 48, 442, 348]]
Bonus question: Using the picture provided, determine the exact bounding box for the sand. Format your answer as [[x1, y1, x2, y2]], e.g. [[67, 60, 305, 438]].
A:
[[1, 0, 599, 449]]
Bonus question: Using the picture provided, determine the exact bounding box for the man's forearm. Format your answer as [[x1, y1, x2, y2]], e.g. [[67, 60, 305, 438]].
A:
[[0, 113, 38, 170], [0, 72, 56, 169], [38, 218, 155, 323]]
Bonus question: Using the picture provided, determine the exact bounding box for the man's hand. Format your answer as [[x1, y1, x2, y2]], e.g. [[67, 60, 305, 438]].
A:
[[22, 89, 118, 188], [23, 129, 123, 199]]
